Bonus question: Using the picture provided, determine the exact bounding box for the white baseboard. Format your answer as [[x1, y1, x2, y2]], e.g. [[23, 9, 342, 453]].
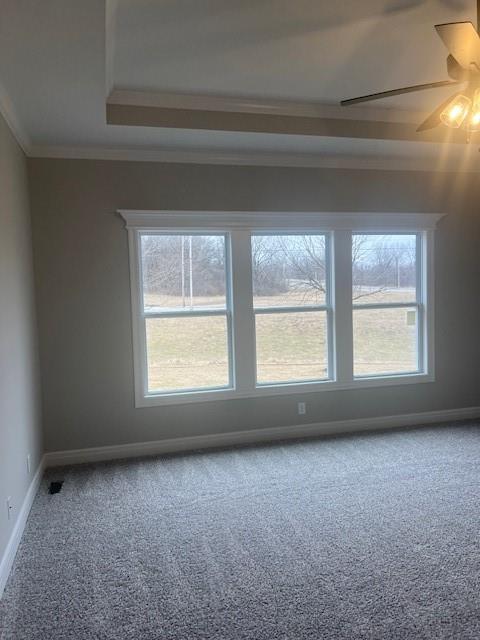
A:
[[1, 407, 478, 596], [0, 455, 45, 597], [44, 406, 480, 468]]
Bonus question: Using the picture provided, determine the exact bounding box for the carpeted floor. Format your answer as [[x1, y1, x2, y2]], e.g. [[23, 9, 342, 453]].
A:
[[1, 423, 480, 640]]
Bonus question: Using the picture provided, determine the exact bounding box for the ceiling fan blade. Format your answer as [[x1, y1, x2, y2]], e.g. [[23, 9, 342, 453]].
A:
[[435, 22, 480, 69], [446, 54, 469, 80], [341, 81, 460, 106], [416, 92, 460, 132]]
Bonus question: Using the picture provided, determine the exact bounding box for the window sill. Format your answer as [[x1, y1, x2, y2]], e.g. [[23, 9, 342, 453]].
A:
[[135, 372, 435, 407]]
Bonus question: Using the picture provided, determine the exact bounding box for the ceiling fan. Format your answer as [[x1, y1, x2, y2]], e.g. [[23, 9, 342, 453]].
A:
[[341, 1, 480, 136]]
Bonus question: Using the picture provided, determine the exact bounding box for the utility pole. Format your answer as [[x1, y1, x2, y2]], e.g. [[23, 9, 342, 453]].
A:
[[181, 236, 185, 307], [189, 235, 193, 308]]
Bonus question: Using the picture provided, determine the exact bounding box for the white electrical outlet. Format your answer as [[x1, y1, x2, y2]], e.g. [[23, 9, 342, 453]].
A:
[[27, 454, 31, 474], [6, 497, 12, 521], [298, 402, 306, 415]]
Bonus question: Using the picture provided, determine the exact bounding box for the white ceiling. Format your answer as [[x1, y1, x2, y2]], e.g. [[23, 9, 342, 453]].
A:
[[0, 0, 479, 169], [114, 0, 471, 107]]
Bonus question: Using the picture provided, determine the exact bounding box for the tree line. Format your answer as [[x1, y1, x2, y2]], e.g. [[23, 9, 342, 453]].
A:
[[141, 234, 416, 302]]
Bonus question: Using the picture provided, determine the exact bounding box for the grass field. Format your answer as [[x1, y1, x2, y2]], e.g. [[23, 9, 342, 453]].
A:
[[144, 289, 418, 392]]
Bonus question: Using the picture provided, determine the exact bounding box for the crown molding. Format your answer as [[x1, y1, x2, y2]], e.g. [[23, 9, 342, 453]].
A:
[[108, 89, 425, 124], [0, 80, 31, 153], [118, 209, 445, 231], [27, 144, 480, 173], [106, 103, 449, 144], [106, 89, 468, 144]]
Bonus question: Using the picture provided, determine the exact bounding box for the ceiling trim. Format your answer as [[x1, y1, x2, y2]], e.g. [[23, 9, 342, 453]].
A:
[[27, 144, 480, 173], [0, 80, 31, 153], [106, 92, 467, 144], [108, 89, 425, 124]]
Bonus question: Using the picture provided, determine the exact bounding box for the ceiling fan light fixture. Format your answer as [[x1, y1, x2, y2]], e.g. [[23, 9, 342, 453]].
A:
[[466, 87, 480, 131], [440, 94, 471, 128]]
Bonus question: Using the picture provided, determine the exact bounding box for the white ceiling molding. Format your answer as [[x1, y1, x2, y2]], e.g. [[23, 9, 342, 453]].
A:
[[27, 144, 480, 173], [118, 210, 445, 231], [106, 89, 468, 144], [0, 80, 31, 153], [108, 89, 425, 124], [107, 97, 458, 145]]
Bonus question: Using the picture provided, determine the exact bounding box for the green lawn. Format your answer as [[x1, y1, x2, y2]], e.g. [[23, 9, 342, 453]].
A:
[[145, 290, 418, 392]]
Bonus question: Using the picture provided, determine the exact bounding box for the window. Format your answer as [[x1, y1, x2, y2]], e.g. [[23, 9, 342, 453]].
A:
[[121, 211, 441, 406], [252, 234, 331, 385], [139, 233, 232, 395], [352, 234, 421, 377]]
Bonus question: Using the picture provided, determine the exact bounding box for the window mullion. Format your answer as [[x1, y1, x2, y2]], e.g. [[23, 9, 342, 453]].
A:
[[254, 305, 328, 315], [143, 309, 227, 319], [130, 230, 149, 403], [352, 301, 417, 311], [230, 229, 256, 393], [332, 230, 354, 383], [421, 230, 434, 375]]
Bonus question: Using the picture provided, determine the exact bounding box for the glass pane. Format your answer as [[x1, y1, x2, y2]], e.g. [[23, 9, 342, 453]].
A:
[[352, 234, 417, 304], [353, 307, 418, 377], [255, 311, 328, 384], [141, 234, 226, 311], [252, 235, 327, 307], [146, 316, 230, 392]]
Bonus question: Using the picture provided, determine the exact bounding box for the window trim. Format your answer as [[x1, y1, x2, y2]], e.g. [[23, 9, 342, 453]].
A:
[[138, 231, 234, 397], [120, 211, 443, 408], [252, 231, 332, 386], [351, 231, 423, 378]]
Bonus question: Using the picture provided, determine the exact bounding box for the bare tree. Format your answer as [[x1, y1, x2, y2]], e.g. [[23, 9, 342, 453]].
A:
[[277, 235, 326, 303], [141, 235, 226, 303], [251, 236, 288, 296], [141, 235, 182, 295], [351, 235, 411, 301]]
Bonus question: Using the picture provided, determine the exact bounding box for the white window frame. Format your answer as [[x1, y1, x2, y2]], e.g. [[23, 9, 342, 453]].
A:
[[120, 211, 443, 408], [351, 231, 424, 379], [252, 231, 333, 387], [137, 231, 234, 396]]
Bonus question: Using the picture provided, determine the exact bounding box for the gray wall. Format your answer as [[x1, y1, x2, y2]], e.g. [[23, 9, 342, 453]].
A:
[[0, 114, 42, 563], [28, 158, 480, 452]]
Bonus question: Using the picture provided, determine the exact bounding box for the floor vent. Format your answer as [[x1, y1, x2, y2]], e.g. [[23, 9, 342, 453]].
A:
[[48, 481, 64, 495]]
